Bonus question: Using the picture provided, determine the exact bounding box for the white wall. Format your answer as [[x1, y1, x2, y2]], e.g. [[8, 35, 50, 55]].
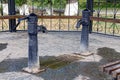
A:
[[64, 2, 78, 16], [2, 4, 8, 15], [46, 7, 53, 15], [19, 4, 29, 15]]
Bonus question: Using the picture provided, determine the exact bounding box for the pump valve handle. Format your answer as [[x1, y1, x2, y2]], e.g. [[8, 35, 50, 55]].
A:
[[13, 17, 28, 30]]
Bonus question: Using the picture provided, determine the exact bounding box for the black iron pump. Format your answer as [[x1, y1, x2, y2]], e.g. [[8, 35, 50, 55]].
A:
[[76, 9, 90, 53], [15, 13, 44, 73]]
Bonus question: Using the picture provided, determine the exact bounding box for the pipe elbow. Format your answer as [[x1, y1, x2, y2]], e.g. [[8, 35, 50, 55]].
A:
[[76, 19, 83, 29]]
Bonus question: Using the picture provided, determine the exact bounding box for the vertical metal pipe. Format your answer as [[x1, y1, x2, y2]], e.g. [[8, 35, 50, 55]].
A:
[[8, 0, 16, 32], [59, 0, 62, 31], [97, 0, 100, 33], [1, 0, 3, 30], [77, 1, 80, 31], [50, 0, 52, 30], [105, 0, 108, 34], [28, 34, 39, 68], [68, 0, 70, 31], [113, 0, 117, 35], [80, 9, 90, 52], [27, 13, 39, 69], [22, 13, 44, 73], [32, 0, 34, 13], [86, 0, 93, 33], [41, 0, 44, 25], [23, 5, 26, 30]]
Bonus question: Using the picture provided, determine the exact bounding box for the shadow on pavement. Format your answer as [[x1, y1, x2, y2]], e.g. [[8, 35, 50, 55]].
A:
[[0, 43, 8, 51], [0, 58, 27, 73], [37, 47, 120, 80], [0, 47, 119, 80]]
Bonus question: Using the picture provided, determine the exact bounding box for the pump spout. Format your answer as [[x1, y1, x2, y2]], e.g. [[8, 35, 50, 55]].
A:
[[13, 17, 28, 30], [76, 19, 83, 29]]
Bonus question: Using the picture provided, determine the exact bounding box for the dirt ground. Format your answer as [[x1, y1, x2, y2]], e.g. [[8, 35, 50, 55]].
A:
[[0, 31, 119, 80]]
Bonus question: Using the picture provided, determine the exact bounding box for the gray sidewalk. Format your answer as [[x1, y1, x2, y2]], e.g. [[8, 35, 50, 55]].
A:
[[0, 32, 119, 80]]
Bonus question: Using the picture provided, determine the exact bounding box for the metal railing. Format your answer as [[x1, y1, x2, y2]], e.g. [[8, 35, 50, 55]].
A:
[[0, 0, 84, 31], [93, 0, 120, 36], [0, 0, 120, 36]]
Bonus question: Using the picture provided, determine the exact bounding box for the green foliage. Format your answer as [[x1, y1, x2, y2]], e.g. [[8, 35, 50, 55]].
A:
[[78, 0, 86, 8], [93, 1, 120, 9], [2, 0, 7, 3], [14, 0, 120, 9], [15, 0, 27, 6], [36, 0, 67, 8]]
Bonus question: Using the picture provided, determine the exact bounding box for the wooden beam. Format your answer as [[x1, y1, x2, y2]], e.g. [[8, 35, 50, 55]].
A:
[[91, 17, 120, 23], [0, 15, 26, 19], [38, 16, 82, 19], [100, 60, 120, 72], [100, 60, 120, 80], [0, 15, 82, 19], [0, 15, 120, 24]]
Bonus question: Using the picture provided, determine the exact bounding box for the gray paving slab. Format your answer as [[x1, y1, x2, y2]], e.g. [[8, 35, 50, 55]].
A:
[[0, 31, 119, 80]]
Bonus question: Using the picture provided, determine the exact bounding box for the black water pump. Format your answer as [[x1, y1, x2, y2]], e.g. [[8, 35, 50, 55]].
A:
[[76, 9, 90, 52], [15, 13, 40, 73]]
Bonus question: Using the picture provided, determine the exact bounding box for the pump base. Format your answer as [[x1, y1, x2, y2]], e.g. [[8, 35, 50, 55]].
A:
[[22, 67, 45, 74], [73, 52, 93, 57]]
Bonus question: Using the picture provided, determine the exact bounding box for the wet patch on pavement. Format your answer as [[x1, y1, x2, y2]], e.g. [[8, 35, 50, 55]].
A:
[[0, 43, 8, 51], [40, 54, 83, 69], [0, 54, 83, 73]]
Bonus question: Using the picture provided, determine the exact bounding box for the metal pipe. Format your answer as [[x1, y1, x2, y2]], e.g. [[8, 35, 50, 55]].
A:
[[15, 13, 44, 73], [8, 0, 16, 32], [27, 13, 39, 70], [80, 9, 90, 52], [87, 0, 93, 33]]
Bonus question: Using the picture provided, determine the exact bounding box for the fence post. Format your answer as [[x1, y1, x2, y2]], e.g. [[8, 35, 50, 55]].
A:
[[80, 9, 90, 53], [8, 0, 16, 32], [87, 0, 93, 33]]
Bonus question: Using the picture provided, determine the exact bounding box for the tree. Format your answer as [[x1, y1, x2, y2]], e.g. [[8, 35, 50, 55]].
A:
[[15, 0, 27, 6]]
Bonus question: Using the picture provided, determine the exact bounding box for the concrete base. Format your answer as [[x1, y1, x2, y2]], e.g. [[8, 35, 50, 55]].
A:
[[73, 52, 93, 57], [22, 67, 45, 74]]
